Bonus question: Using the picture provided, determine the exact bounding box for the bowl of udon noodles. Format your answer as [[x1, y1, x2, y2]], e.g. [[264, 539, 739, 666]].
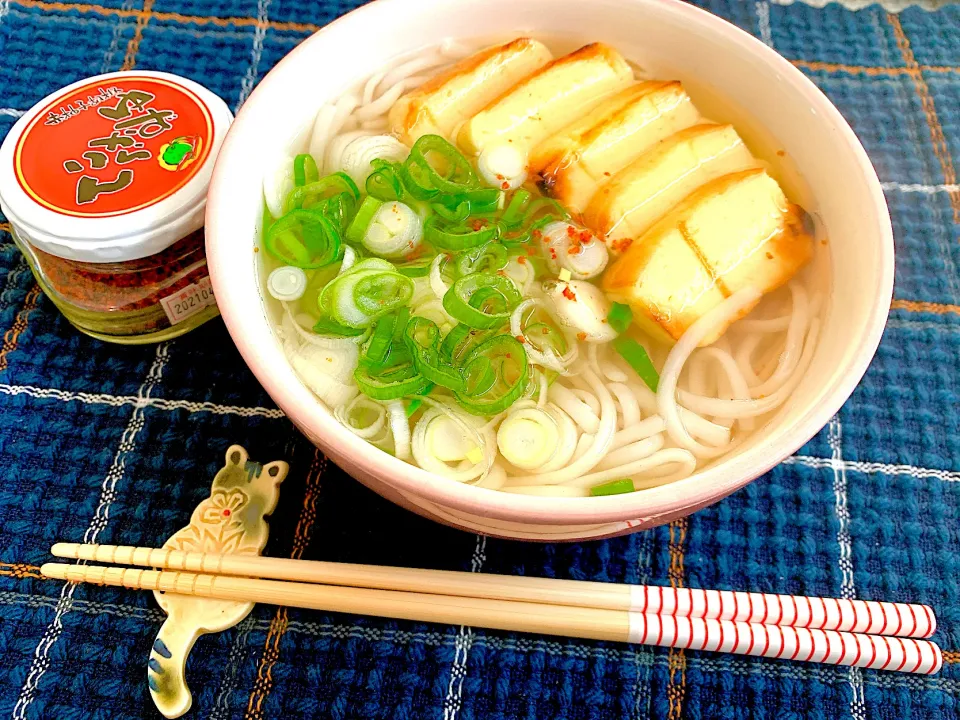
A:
[[206, 0, 893, 540]]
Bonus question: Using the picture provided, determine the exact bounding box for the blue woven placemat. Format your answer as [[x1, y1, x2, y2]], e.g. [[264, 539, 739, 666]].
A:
[[0, 1, 958, 718]]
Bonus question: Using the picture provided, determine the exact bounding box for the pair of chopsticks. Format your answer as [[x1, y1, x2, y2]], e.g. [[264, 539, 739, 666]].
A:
[[44, 543, 942, 675]]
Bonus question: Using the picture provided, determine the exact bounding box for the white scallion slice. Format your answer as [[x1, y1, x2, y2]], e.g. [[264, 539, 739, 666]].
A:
[[263, 152, 295, 219], [362, 201, 423, 258], [477, 143, 527, 190], [545, 280, 617, 343], [267, 266, 308, 302], [339, 134, 409, 187], [425, 414, 474, 462], [387, 400, 411, 460], [497, 405, 562, 471], [412, 401, 495, 483], [542, 221, 609, 281], [289, 347, 358, 406], [334, 394, 387, 440]]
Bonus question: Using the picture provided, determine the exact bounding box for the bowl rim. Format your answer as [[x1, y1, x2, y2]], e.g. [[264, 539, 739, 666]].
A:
[[206, 0, 894, 525]]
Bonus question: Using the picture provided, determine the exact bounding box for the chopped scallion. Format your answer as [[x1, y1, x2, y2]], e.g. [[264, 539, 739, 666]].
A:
[[607, 302, 633, 334], [613, 336, 659, 392], [589, 478, 635, 497]]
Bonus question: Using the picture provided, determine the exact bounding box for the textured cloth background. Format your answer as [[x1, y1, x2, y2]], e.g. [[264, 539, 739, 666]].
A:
[[0, 1, 958, 718]]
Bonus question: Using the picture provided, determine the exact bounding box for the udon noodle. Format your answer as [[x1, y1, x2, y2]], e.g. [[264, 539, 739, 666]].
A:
[[261, 38, 821, 498]]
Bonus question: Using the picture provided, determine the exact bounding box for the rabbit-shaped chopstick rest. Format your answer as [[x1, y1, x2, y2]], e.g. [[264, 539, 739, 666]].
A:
[[147, 445, 288, 718]]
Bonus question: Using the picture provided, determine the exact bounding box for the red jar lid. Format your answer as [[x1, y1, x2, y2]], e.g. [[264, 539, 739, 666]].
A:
[[0, 71, 233, 263]]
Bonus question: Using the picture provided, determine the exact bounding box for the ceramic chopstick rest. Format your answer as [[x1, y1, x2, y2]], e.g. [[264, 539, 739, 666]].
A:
[[147, 445, 288, 719]]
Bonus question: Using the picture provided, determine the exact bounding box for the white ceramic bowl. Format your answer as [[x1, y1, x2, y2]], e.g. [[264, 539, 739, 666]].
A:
[[206, 0, 893, 540]]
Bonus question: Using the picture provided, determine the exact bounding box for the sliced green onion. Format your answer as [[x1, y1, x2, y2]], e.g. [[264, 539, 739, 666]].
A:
[[499, 189, 532, 227], [319, 258, 414, 328], [366, 158, 409, 202], [264, 210, 341, 269], [403, 134, 479, 199], [365, 313, 400, 364], [319, 193, 357, 232], [395, 257, 433, 277], [354, 272, 413, 315], [440, 325, 492, 365], [293, 153, 319, 187], [456, 243, 508, 277], [443, 272, 521, 328], [613, 336, 660, 392], [355, 306, 412, 374], [433, 187, 502, 216], [313, 315, 366, 336], [424, 215, 498, 251], [607, 302, 634, 334], [406, 397, 424, 417], [455, 335, 529, 415], [284, 172, 359, 215], [391, 307, 410, 343], [403, 317, 465, 392], [360, 343, 412, 374], [355, 361, 430, 400], [519, 304, 568, 357], [589, 478, 635, 497], [431, 200, 471, 223], [346, 196, 384, 245]]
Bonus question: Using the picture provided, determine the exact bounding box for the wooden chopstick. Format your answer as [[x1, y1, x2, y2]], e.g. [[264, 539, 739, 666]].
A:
[[40, 561, 943, 675], [52, 543, 937, 638]]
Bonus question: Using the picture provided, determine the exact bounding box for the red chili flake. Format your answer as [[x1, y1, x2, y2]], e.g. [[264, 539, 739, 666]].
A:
[[501, 181, 510, 190], [497, 270, 507, 277], [567, 244, 582, 255], [566, 225, 578, 238], [562, 286, 577, 301], [525, 247, 536, 256], [517, 256, 527, 264], [603, 171, 611, 177], [541, 328, 550, 335], [471, 219, 485, 231], [776, 150, 786, 157], [577, 332, 587, 341], [404, 245, 425, 262], [516, 335, 526, 344], [532, 229, 542, 239], [27, 229, 209, 327], [222, 509, 231, 517], [549, 249, 558, 259], [505, 353, 512, 359], [579, 230, 592, 243], [766, 252, 774, 259], [408, 240, 415, 249]]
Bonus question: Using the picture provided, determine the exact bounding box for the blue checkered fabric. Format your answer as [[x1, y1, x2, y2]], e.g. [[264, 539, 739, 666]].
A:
[[0, 1, 958, 718]]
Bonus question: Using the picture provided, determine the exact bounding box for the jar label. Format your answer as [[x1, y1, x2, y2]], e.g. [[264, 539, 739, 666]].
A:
[[160, 276, 217, 325], [13, 76, 214, 218]]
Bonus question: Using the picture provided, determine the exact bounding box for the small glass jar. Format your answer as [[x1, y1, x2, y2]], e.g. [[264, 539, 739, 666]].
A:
[[11, 227, 218, 342], [0, 71, 233, 343]]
